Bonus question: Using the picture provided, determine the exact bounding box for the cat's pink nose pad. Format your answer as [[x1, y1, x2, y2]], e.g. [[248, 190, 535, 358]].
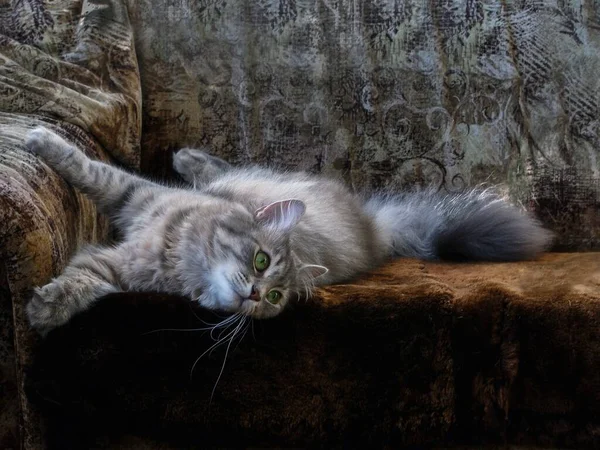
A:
[[248, 286, 260, 302]]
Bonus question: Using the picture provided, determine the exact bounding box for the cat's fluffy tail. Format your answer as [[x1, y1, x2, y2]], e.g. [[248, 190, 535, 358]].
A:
[[364, 188, 553, 261]]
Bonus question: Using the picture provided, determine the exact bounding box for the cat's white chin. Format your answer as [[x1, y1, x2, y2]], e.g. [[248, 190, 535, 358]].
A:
[[194, 288, 241, 312]]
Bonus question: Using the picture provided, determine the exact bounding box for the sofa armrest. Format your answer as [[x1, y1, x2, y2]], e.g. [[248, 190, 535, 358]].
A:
[[0, 118, 111, 449], [1, 0, 141, 447]]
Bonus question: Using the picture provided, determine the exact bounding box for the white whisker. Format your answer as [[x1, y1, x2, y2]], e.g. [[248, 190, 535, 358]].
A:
[[204, 312, 240, 330], [210, 313, 242, 341], [213, 318, 239, 344], [142, 327, 212, 335], [188, 302, 204, 322], [200, 311, 241, 328], [143, 312, 241, 336], [190, 318, 243, 380], [231, 319, 251, 354], [209, 316, 248, 403], [208, 320, 244, 357]]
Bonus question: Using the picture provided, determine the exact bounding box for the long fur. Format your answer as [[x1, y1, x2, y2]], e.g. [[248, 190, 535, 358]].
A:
[[365, 188, 552, 261], [24, 128, 552, 333]]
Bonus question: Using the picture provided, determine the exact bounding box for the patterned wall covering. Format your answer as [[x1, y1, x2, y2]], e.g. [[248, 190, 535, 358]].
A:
[[0, 2, 598, 446], [129, 0, 600, 250], [2, 3, 598, 448]]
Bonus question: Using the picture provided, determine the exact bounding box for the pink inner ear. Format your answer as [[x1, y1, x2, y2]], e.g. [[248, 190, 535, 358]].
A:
[[255, 199, 306, 231]]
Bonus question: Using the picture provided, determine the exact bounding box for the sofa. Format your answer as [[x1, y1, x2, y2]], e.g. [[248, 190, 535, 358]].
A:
[[1, 1, 599, 448]]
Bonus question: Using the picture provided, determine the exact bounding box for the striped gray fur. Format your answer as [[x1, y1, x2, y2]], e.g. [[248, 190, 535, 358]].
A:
[[24, 128, 552, 334]]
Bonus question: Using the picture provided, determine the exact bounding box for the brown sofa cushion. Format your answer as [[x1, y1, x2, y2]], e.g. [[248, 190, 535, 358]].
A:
[[26, 253, 600, 449]]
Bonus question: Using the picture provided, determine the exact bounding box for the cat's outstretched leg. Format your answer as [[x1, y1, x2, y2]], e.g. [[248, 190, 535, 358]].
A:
[[172, 147, 232, 187], [25, 127, 159, 216], [27, 244, 127, 334]]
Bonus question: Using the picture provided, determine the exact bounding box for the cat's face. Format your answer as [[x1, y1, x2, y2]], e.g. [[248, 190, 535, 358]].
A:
[[191, 199, 327, 319]]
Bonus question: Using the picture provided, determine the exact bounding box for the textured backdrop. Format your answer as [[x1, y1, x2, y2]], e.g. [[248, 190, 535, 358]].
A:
[[1, 1, 599, 448], [128, 0, 600, 250], [0, 1, 141, 447]]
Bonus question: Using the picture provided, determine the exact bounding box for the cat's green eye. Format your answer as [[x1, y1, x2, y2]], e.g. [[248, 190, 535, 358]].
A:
[[266, 290, 282, 305], [254, 251, 270, 272]]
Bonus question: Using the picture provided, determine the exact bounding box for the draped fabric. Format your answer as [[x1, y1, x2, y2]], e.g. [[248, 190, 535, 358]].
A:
[[0, 1, 599, 447], [130, 0, 600, 250], [0, 1, 140, 447]]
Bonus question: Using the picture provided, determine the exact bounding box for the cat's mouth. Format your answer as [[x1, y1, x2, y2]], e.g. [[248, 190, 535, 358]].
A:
[[234, 295, 262, 316], [192, 288, 259, 316]]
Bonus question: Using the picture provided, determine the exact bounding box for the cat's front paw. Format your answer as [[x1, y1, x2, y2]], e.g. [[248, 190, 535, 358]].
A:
[[25, 127, 73, 165], [24, 127, 56, 155], [26, 283, 75, 335]]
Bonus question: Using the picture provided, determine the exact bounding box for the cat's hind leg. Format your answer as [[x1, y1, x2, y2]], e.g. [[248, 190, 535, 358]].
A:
[[172, 147, 232, 187], [27, 244, 127, 334]]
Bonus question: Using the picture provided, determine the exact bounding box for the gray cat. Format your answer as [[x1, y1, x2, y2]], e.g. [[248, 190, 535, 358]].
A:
[[24, 127, 552, 334]]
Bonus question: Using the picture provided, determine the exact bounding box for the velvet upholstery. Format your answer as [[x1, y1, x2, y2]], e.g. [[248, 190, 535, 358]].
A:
[[26, 254, 600, 448], [1, 1, 599, 448]]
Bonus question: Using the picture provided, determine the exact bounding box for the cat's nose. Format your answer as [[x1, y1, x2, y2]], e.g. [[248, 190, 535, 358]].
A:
[[248, 285, 260, 302]]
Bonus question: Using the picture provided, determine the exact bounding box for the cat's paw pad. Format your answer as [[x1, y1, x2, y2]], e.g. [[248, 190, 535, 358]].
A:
[[25, 127, 56, 154], [26, 284, 73, 335], [173, 147, 231, 184], [24, 127, 73, 164], [172, 148, 211, 173]]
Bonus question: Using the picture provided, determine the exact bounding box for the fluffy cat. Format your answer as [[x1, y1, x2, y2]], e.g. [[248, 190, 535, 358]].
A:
[[24, 127, 552, 334]]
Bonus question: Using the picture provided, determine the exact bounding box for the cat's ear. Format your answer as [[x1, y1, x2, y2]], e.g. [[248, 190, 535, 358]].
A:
[[299, 264, 329, 280], [255, 199, 306, 232]]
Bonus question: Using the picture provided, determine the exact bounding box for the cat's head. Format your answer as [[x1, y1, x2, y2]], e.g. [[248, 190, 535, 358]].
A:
[[188, 199, 328, 319]]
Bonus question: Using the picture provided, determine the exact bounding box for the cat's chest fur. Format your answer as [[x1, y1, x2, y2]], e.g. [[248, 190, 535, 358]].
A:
[[116, 191, 229, 294]]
